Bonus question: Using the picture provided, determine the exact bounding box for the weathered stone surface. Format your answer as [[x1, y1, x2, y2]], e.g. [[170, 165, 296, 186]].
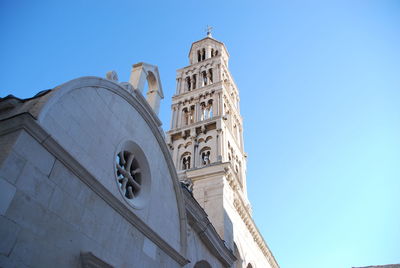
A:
[[16, 163, 55, 208], [5, 191, 48, 236], [0, 150, 26, 185], [0, 216, 20, 255], [13, 131, 55, 176], [0, 178, 16, 215]]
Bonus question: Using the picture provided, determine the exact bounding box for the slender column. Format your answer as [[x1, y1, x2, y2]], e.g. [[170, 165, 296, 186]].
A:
[[193, 139, 199, 168], [177, 104, 182, 128], [240, 127, 244, 151], [190, 136, 196, 168], [217, 129, 224, 161], [212, 94, 218, 118], [217, 92, 222, 116], [196, 71, 201, 89], [206, 46, 211, 59], [173, 106, 179, 129], [176, 78, 180, 94], [170, 107, 175, 129], [195, 102, 200, 123], [215, 64, 220, 82]]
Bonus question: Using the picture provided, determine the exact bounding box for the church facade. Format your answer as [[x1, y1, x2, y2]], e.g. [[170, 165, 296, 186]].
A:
[[0, 35, 278, 268]]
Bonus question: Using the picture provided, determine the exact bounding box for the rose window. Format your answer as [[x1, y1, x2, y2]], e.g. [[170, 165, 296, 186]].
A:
[[116, 151, 141, 199]]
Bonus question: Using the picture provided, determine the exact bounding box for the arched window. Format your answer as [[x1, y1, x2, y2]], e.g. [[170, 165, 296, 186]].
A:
[[182, 108, 189, 126], [211, 48, 215, 57], [194, 260, 211, 268], [215, 50, 219, 56], [192, 74, 197, 89], [201, 70, 207, 86], [200, 147, 211, 166], [189, 106, 195, 124], [207, 99, 213, 118], [186, 77, 191, 91], [247, 264, 253, 268], [202, 48, 206, 61], [197, 50, 201, 62], [181, 153, 191, 170], [207, 69, 213, 84], [200, 102, 206, 121]]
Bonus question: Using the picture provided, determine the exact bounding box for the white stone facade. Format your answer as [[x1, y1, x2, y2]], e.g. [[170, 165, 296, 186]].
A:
[[0, 36, 278, 268], [0, 63, 236, 267], [167, 36, 278, 268]]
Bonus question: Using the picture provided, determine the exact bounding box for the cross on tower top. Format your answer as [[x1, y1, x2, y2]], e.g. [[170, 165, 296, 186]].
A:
[[205, 25, 213, 37]]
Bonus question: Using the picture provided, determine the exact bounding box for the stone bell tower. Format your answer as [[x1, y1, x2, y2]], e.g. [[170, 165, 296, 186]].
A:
[[167, 32, 278, 268]]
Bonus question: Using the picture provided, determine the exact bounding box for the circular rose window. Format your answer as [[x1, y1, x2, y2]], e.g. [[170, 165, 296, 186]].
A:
[[115, 140, 151, 208], [116, 151, 141, 199]]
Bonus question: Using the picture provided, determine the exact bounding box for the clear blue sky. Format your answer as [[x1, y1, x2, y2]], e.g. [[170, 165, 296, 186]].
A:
[[1, 1, 399, 267]]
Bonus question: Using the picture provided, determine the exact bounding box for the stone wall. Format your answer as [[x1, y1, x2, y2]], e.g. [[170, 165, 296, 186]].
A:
[[0, 129, 179, 267]]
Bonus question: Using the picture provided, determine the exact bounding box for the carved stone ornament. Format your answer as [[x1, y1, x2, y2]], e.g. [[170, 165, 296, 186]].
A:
[[106, 70, 119, 82], [116, 150, 141, 199]]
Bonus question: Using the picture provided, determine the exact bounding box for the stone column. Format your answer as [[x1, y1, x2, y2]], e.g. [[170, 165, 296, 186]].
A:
[[217, 129, 223, 161], [190, 135, 196, 168], [173, 106, 179, 129], [220, 94, 225, 115], [215, 64, 220, 82], [176, 78, 180, 94], [170, 107, 175, 129], [180, 76, 185, 93], [177, 103, 182, 128], [240, 127, 244, 151], [195, 102, 200, 123], [212, 94, 218, 118], [197, 71, 201, 89], [193, 138, 199, 168], [206, 46, 211, 59]]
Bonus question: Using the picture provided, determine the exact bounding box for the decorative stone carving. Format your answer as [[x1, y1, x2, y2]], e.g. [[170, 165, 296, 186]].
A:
[[106, 70, 119, 82], [116, 150, 141, 199]]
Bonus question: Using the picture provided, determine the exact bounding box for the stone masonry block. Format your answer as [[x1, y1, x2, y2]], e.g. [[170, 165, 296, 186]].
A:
[[48, 160, 87, 202], [0, 254, 29, 268], [13, 131, 55, 176], [0, 178, 16, 215], [0, 131, 21, 165], [0, 150, 26, 185], [49, 187, 84, 228], [16, 162, 55, 208], [0, 215, 20, 256], [5, 191, 48, 236]]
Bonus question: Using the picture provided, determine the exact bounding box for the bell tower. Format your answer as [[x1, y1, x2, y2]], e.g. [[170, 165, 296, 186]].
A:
[[166, 32, 250, 242], [167, 33, 278, 268]]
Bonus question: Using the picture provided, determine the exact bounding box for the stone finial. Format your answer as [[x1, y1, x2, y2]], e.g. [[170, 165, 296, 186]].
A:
[[106, 71, 119, 82], [206, 25, 213, 37]]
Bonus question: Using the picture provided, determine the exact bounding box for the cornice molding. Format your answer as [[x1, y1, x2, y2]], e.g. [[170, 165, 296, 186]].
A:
[[232, 191, 279, 268], [182, 187, 236, 267]]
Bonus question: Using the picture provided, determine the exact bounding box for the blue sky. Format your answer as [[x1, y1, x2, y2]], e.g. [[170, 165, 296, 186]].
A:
[[1, 1, 399, 267]]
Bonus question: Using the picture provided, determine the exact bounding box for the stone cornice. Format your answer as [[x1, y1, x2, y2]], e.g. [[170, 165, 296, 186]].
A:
[[166, 116, 222, 137], [177, 56, 222, 73], [188, 37, 230, 58], [171, 81, 223, 102], [182, 186, 236, 267], [232, 190, 279, 268]]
